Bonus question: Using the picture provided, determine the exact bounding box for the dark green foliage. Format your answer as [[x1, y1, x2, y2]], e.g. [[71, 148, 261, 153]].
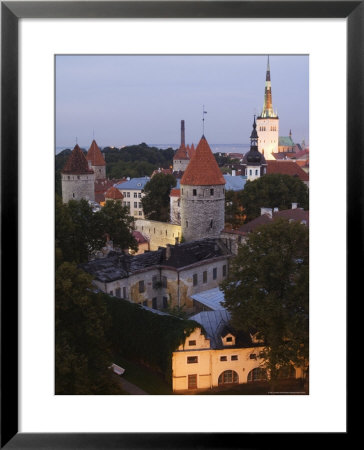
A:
[[105, 295, 203, 381], [239, 174, 309, 222], [103, 144, 174, 179], [56, 195, 137, 264], [141, 173, 177, 221], [221, 218, 309, 376], [225, 189, 245, 229], [95, 200, 138, 252], [55, 262, 123, 394]]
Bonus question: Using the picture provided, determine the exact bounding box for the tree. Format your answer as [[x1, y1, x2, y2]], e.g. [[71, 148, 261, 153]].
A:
[[95, 200, 137, 252], [239, 174, 309, 222], [141, 173, 176, 222], [221, 219, 309, 381], [225, 190, 245, 229], [55, 262, 123, 394], [56, 196, 137, 264]]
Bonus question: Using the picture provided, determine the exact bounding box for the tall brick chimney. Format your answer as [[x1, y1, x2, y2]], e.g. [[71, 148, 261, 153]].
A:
[[181, 120, 185, 147]]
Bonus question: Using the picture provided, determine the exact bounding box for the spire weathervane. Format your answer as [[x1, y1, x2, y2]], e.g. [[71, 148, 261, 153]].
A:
[[202, 105, 207, 135]]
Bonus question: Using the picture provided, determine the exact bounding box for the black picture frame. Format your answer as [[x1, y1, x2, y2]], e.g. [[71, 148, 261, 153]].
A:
[[1, 1, 357, 448]]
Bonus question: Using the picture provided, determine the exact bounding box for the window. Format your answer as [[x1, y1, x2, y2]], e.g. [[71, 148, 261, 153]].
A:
[[193, 189, 197, 196], [127, 192, 130, 197], [77, 176, 80, 179], [188, 374, 197, 389], [213, 268, 217, 280], [123, 287, 127, 299], [152, 297, 157, 309], [255, 170, 258, 175], [223, 265, 227, 277], [210, 220, 213, 229], [162, 276, 167, 288], [193, 274, 198, 286], [134, 202, 137, 208], [134, 192, 137, 198], [210, 188, 214, 196], [72, 193, 75, 198], [115, 288, 121, 298], [162, 296, 168, 309], [231, 355, 238, 361], [187, 356, 198, 364], [139, 211, 142, 216], [138, 193, 141, 198], [203, 271, 207, 283], [226, 336, 232, 342], [250, 353, 257, 359], [188, 340, 196, 346], [123, 192, 126, 197], [139, 202, 142, 208], [218, 370, 239, 385], [143, 300, 148, 306], [249, 169, 252, 176], [247, 368, 267, 382], [220, 356, 227, 362], [186, 221, 188, 228], [139, 280, 145, 293], [152, 276, 158, 289]]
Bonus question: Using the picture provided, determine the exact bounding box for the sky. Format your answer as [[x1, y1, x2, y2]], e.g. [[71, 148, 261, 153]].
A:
[[56, 55, 309, 150]]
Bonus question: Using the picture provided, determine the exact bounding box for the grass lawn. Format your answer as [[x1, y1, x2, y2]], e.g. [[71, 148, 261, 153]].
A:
[[114, 355, 173, 395]]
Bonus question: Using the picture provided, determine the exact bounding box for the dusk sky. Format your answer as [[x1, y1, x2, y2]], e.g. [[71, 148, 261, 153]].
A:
[[56, 55, 309, 150]]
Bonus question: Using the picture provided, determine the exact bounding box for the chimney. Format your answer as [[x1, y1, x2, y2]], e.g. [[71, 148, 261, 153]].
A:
[[166, 244, 172, 260], [260, 207, 272, 218], [181, 120, 185, 147], [292, 203, 298, 210]]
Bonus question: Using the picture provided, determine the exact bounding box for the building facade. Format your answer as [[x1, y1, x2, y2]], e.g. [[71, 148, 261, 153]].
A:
[[115, 177, 149, 219]]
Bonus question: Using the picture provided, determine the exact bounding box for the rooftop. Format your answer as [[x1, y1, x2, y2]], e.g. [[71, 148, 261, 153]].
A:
[[80, 238, 230, 282], [62, 144, 94, 175], [105, 186, 124, 200], [86, 140, 106, 166], [173, 145, 190, 160], [266, 160, 309, 182], [279, 136, 295, 147], [180, 136, 226, 186], [115, 176, 150, 190], [191, 288, 226, 311]]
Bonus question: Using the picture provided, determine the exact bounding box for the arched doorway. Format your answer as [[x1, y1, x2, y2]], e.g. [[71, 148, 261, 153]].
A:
[[218, 370, 239, 385], [247, 368, 268, 382]]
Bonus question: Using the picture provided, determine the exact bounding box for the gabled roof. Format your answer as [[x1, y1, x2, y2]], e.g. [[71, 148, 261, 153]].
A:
[[86, 140, 106, 166], [62, 144, 94, 175], [180, 136, 226, 186], [266, 160, 309, 182], [170, 188, 180, 197], [173, 144, 190, 160], [105, 186, 123, 200]]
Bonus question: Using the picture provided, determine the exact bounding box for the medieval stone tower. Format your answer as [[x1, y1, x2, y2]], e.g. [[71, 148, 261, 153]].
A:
[[180, 135, 226, 242], [86, 139, 106, 179], [61, 144, 95, 203], [256, 56, 279, 160]]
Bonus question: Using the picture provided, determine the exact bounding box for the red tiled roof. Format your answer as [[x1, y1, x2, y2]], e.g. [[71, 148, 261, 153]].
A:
[[62, 144, 94, 175], [181, 136, 226, 186], [133, 231, 149, 244], [105, 186, 124, 200], [86, 140, 106, 166], [151, 168, 173, 177], [266, 160, 309, 182], [187, 143, 196, 159], [170, 188, 180, 197], [274, 208, 309, 226], [174, 144, 190, 160]]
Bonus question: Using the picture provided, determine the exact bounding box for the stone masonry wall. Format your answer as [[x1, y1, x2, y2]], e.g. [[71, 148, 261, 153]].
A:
[[61, 173, 95, 203], [181, 184, 225, 242], [134, 219, 182, 250]]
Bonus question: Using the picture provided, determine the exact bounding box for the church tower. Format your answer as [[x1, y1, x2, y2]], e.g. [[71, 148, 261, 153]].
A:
[[86, 139, 106, 179], [180, 135, 226, 242], [242, 116, 267, 181], [256, 56, 279, 160], [61, 144, 95, 203]]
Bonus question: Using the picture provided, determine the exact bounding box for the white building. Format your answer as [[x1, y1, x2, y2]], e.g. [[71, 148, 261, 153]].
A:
[[115, 176, 149, 219]]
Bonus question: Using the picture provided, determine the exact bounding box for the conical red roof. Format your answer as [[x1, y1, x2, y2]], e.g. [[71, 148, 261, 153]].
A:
[[86, 139, 106, 166], [181, 136, 225, 186], [173, 144, 190, 160], [105, 186, 124, 200], [62, 144, 94, 175]]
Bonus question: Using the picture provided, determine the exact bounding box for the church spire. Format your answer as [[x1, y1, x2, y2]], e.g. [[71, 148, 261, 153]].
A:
[[261, 55, 277, 118]]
